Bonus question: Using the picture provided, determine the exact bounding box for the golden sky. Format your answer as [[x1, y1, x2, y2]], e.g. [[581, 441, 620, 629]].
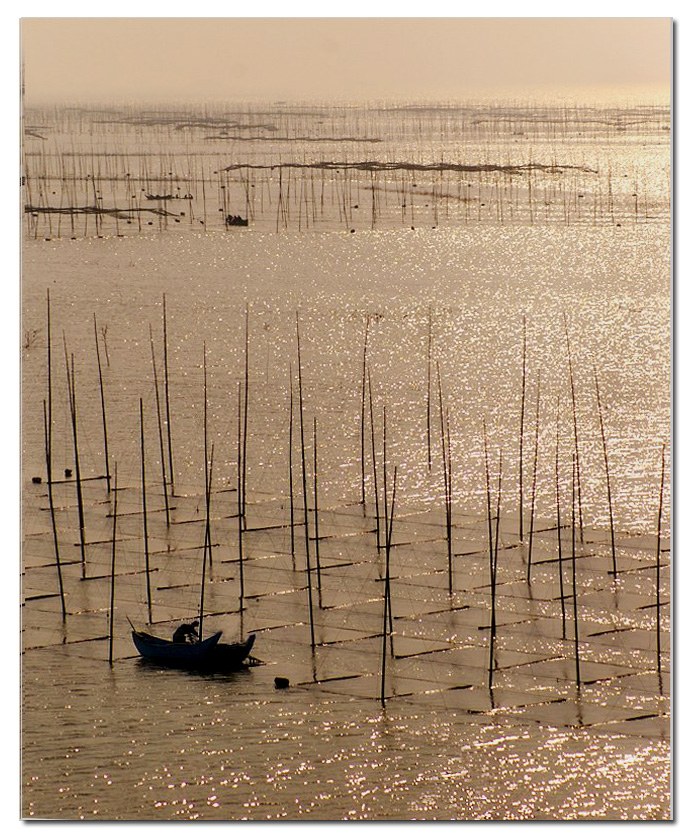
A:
[[21, 17, 671, 104]]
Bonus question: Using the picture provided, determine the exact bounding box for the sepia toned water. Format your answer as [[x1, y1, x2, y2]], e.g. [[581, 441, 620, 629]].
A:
[[21, 102, 671, 820]]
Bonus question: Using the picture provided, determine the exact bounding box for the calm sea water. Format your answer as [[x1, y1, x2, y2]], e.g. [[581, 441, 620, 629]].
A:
[[21, 102, 671, 820]]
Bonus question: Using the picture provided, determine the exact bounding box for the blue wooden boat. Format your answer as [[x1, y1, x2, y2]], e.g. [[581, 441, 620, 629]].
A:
[[132, 629, 256, 671]]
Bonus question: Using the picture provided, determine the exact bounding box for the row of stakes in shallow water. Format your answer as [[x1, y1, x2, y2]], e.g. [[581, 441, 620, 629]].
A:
[[31, 292, 668, 705]]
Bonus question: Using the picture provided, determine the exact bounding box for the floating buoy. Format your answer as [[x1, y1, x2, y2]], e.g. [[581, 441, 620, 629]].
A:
[[274, 676, 290, 689]]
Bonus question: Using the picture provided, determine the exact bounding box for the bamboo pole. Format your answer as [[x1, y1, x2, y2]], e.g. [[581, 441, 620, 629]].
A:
[[367, 367, 381, 551], [518, 314, 526, 541], [296, 312, 316, 653], [108, 462, 118, 665], [484, 421, 496, 689], [43, 399, 65, 618], [162, 293, 175, 493], [237, 383, 245, 614], [564, 313, 584, 542], [526, 375, 541, 584], [139, 398, 153, 624], [593, 366, 616, 577], [63, 341, 86, 578], [313, 416, 323, 608], [656, 443, 666, 674], [571, 451, 581, 688], [555, 396, 567, 638], [380, 463, 398, 707], [288, 363, 295, 558], [149, 324, 170, 527], [242, 303, 250, 516], [203, 343, 213, 569], [427, 306, 433, 472], [46, 290, 53, 486], [437, 362, 452, 594], [198, 442, 214, 639], [360, 314, 370, 506], [93, 314, 111, 493]]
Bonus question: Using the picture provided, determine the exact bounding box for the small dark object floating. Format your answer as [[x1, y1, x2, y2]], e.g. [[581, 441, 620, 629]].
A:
[[32, 476, 42, 484], [64, 468, 72, 478], [225, 214, 249, 227], [274, 677, 290, 689]]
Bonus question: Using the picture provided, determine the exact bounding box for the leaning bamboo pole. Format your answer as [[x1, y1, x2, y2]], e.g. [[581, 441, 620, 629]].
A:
[[93, 313, 111, 493], [149, 324, 170, 527], [296, 312, 316, 653], [43, 399, 65, 618], [367, 367, 381, 551], [64, 341, 86, 578]]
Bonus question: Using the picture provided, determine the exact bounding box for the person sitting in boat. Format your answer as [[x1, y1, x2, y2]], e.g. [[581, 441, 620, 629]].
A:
[[172, 620, 199, 644]]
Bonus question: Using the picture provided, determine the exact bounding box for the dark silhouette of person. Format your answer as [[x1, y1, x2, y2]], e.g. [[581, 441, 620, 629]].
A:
[[172, 620, 199, 643]]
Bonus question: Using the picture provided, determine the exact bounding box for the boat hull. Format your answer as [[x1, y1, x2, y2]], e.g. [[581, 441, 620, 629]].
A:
[[132, 630, 256, 671]]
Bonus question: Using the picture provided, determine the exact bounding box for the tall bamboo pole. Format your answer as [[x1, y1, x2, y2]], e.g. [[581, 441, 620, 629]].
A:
[[368, 367, 381, 551], [43, 399, 65, 617], [360, 314, 370, 506], [288, 363, 295, 557], [162, 293, 175, 492], [518, 314, 527, 541], [555, 396, 567, 638], [149, 324, 170, 527], [242, 303, 250, 516], [108, 463, 118, 665], [313, 416, 323, 608], [93, 313, 111, 493], [296, 312, 315, 653], [237, 383, 245, 614], [140, 399, 153, 624], [564, 313, 584, 542], [571, 451, 581, 688], [198, 443, 214, 639], [526, 375, 541, 584], [64, 341, 86, 578], [656, 444, 666, 673], [427, 306, 433, 472], [593, 366, 616, 576]]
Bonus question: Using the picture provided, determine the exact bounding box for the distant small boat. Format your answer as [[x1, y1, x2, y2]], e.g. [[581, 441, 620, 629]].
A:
[[145, 193, 176, 201], [131, 628, 256, 671], [226, 214, 249, 227]]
